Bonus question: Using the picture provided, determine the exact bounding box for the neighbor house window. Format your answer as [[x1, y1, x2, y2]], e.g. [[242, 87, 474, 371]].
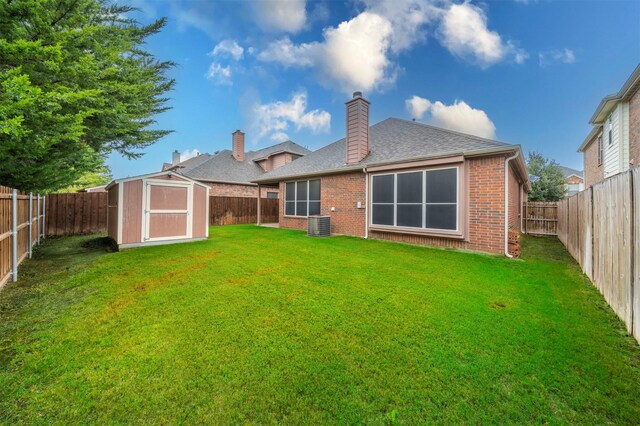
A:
[[285, 179, 320, 216], [371, 167, 458, 231], [608, 116, 613, 145], [597, 134, 603, 166], [266, 192, 278, 199]]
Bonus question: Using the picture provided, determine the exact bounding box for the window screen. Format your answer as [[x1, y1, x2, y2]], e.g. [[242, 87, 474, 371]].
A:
[[371, 167, 458, 231], [285, 180, 320, 216]]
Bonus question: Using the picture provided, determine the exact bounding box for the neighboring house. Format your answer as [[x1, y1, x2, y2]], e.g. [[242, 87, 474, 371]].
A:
[[559, 166, 584, 197], [163, 132, 311, 198], [578, 64, 640, 188], [254, 92, 530, 256], [78, 185, 107, 193]]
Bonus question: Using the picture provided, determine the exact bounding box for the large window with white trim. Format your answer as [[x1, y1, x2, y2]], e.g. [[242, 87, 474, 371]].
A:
[[285, 179, 321, 216], [371, 167, 458, 231]]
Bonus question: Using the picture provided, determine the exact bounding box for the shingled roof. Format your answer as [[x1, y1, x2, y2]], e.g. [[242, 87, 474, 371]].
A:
[[559, 166, 583, 179], [254, 118, 520, 183], [176, 140, 310, 185]]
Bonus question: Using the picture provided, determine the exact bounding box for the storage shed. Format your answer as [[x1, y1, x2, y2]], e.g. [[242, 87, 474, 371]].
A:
[[106, 171, 209, 249]]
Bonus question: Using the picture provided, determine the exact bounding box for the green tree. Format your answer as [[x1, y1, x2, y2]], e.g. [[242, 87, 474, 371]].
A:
[[0, 0, 174, 193], [57, 165, 113, 193], [527, 152, 567, 201]]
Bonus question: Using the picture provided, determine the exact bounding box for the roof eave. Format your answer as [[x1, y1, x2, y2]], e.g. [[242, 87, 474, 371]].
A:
[[578, 126, 602, 152], [589, 63, 640, 124]]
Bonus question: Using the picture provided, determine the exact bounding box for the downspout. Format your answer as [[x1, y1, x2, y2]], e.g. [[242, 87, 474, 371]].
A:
[[504, 151, 519, 258], [363, 167, 369, 239]]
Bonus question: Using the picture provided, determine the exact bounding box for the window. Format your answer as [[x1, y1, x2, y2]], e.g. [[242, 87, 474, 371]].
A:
[[371, 167, 458, 231], [266, 192, 278, 199], [597, 134, 603, 166], [285, 179, 320, 216], [608, 116, 613, 145]]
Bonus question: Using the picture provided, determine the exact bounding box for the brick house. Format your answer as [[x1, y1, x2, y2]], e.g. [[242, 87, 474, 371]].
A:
[[163, 131, 310, 198], [254, 92, 530, 256], [578, 64, 640, 188], [559, 166, 584, 197]]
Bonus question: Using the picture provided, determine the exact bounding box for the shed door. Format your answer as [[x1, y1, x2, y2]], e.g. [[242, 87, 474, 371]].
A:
[[143, 180, 192, 241]]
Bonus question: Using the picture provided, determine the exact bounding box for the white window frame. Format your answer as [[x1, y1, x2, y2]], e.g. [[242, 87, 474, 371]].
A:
[[370, 166, 460, 233], [284, 179, 321, 217]]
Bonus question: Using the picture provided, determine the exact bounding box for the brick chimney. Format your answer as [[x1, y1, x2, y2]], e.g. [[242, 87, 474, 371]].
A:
[[345, 91, 370, 164], [232, 130, 245, 161], [172, 149, 180, 166]]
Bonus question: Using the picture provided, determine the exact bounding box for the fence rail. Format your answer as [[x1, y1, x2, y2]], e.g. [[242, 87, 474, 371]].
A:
[[0, 185, 45, 288], [46, 192, 108, 237], [557, 167, 639, 342], [209, 196, 278, 225], [523, 201, 558, 235]]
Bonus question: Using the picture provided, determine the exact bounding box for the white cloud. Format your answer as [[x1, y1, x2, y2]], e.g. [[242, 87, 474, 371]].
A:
[[251, 91, 331, 142], [438, 2, 526, 68], [405, 95, 432, 119], [258, 0, 524, 93], [258, 12, 396, 93], [180, 149, 201, 162], [538, 48, 576, 67], [206, 62, 232, 85], [210, 39, 244, 60], [406, 96, 496, 139], [253, 0, 307, 33], [362, 0, 440, 53], [257, 37, 317, 67]]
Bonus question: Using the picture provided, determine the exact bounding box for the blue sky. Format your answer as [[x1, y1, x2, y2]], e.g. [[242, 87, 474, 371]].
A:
[[109, 0, 640, 178]]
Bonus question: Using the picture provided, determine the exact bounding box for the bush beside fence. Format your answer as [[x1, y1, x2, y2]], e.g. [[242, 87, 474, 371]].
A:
[[557, 167, 639, 342], [0, 186, 45, 287]]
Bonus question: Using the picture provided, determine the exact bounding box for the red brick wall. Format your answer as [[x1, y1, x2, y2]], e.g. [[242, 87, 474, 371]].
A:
[[278, 155, 515, 255], [279, 172, 366, 236], [206, 182, 278, 198], [629, 88, 640, 168], [565, 175, 583, 185], [583, 132, 604, 188]]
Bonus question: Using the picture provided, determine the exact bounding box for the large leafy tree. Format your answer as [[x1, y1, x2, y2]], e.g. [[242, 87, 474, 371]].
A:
[[527, 152, 566, 201], [0, 0, 174, 193], [57, 165, 113, 193]]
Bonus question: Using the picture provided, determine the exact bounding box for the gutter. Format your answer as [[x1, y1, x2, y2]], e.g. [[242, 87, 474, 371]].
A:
[[363, 167, 369, 239], [504, 151, 520, 258]]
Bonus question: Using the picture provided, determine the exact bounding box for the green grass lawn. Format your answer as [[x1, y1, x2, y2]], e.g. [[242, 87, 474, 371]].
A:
[[1, 226, 639, 424]]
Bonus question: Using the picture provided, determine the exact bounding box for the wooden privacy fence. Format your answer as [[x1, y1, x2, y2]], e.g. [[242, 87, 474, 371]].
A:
[[522, 202, 558, 235], [210, 196, 278, 225], [46, 192, 108, 236], [0, 185, 46, 287], [557, 167, 639, 342]]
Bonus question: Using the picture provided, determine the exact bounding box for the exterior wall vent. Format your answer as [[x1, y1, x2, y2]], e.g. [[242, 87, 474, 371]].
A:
[[308, 215, 331, 237]]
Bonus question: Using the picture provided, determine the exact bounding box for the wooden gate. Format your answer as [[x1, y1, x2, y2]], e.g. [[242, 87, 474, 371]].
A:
[[522, 202, 558, 235]]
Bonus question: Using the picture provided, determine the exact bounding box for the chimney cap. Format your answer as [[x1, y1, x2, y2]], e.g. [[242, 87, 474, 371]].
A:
[[233, 129, 244, 134], [353, 91, 362, 98]]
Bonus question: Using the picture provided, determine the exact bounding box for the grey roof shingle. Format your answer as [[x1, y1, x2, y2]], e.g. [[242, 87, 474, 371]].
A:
[[165, 153, 213, 173], [178, 140, 310, 185], [559, 166, 583, 179], [255, 118, 517, 182]]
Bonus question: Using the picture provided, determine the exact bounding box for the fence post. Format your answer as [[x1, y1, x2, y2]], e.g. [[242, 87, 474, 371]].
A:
[[36, 195, 41, 244], [11, 189, 18, 282], [42, 195, 46, 239], [28, 192, 33, 258]]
